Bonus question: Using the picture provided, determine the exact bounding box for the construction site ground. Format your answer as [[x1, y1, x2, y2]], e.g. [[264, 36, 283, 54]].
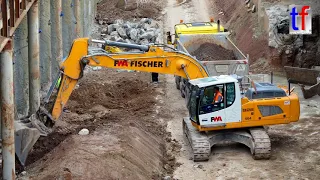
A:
[[20, 0, 320, 179]]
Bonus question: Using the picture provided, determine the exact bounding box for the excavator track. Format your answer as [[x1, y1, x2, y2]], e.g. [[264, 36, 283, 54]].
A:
[[249, 127, 271, 160], [183, 118, 211, 161], [183, 118, 271, 161]]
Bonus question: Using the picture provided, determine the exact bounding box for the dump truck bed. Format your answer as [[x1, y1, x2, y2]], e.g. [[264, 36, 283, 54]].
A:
[[176, 33, 249, 78]]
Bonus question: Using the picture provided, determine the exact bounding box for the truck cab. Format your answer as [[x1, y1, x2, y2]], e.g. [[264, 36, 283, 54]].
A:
[[167, 19, 226, 46]]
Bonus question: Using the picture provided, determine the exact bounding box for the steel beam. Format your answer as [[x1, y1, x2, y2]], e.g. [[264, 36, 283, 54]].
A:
[[0, 40, 15, 180], [50, 0, 63, 77], [39, 0, 52, 91], [28, 0, 40, 114]]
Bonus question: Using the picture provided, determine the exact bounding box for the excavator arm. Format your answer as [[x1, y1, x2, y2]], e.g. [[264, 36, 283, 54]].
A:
[[48, 38, 209, 121]]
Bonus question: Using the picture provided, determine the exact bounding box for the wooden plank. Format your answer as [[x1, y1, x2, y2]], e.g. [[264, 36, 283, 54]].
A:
[[9, 0, 36, 36], [9, 0, 14, 27], [1, 0, 8, 36], [21, 0, 26, 9], [0, 36, 11, 52], [15, 0, 20, 19]]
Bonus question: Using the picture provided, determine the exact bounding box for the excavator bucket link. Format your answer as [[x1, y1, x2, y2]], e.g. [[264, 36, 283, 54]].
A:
[[183, 118, 211, 161], [249, 127, 271, 160]]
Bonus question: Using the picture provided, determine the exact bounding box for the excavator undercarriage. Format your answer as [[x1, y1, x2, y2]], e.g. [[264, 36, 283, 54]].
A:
[[183, 118, 271, 161]]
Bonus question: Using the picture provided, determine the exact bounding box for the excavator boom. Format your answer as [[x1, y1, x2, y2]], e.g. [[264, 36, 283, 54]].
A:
[[50, 38, 209, 121]]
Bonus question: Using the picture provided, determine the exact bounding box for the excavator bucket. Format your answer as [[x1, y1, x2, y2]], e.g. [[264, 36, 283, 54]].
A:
[[15, 74, 60, 165], [284, 66, 320, 85], [15, 113, 53, 166], [15, 120, 41, 166]]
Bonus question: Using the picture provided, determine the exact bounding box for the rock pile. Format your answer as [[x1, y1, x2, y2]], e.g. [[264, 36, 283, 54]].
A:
[[99, 18, 162, 45]]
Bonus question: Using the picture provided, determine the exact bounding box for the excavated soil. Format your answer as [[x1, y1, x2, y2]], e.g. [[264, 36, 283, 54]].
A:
[[191, 43, 236, 61], [96, 0, 164, 22], [22, 69, 180, 180]]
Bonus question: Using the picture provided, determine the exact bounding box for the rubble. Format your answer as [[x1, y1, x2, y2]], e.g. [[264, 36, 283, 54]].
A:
[[100, 18, 162, 46]]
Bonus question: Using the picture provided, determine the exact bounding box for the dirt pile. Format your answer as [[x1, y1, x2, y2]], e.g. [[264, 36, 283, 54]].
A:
[[21, 69, 179, 179], [96, 0, 164, 23], [191, 43, 236, 61]]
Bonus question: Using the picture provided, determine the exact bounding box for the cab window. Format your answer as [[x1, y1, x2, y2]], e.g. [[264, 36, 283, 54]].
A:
[[199, 84, 224, 115], [226, 83, 235, 107], [198, 83, 236, 115]]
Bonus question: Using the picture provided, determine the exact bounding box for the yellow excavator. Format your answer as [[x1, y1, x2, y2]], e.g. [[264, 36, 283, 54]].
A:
[[16, 38, 300, 165]]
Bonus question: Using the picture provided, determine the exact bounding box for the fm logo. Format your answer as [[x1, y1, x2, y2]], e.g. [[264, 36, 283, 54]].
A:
[[211, 116, 222, 122], [289, 5, 312, 34]]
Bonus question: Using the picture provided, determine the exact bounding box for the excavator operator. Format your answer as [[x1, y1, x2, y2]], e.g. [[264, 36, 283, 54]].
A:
[[212, 87, 223, 104]]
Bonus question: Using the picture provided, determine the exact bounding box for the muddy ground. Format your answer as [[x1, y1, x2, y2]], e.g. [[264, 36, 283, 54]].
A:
[[191, 43, 236, 61]]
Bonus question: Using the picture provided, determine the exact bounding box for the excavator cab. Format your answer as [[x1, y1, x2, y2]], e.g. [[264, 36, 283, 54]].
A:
[[187, 76, 241, 128]]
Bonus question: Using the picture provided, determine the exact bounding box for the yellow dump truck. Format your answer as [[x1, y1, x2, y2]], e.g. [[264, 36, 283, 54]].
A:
[[167, 20, 250, 98]]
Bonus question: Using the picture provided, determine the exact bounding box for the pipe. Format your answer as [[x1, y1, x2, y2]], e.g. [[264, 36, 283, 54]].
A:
[[50, 0, 63, 76], [0, 41, 15, 180], [28, 0, 40, 114], [104, 40, 149, 51]]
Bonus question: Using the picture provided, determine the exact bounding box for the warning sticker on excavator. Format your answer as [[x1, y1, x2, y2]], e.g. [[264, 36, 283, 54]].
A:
[[236, 64, 246, 72], [284, 101, 290, 105]]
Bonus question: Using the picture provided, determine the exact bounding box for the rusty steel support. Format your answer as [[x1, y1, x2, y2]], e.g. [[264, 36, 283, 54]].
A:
[[0, 41, 15, 180], [50, 0, 63, 76], [74, 0, 81, 38], [28, 0, 40, 114]]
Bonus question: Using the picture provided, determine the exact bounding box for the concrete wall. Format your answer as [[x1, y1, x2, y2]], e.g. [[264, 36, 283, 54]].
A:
[[11, 0, 98, 118]]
